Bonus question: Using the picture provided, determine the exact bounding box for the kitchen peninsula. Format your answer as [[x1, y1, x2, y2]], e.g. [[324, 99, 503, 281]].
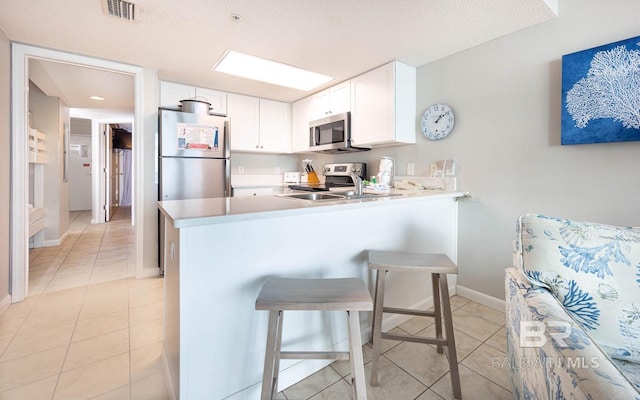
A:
[[158, 190, 464, 399]]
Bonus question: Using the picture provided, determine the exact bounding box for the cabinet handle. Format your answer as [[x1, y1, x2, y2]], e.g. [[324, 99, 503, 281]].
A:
[[170, 242, 175, 259]]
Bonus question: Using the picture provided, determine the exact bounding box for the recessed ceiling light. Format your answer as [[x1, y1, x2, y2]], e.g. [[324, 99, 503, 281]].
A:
[[90, 96, 105, 101], [212, 50, 333, 91]]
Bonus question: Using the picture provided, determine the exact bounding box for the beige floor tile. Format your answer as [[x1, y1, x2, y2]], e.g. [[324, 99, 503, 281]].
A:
[[417, 324, 482, 361], [30, 287, 86, 314], [448, 295, 471, 310], [130, 341, 164, 383], [307, 378, 352, 399], [0, 337, 10, 357], [89, 384, 130, 400], [1, 323, 74, 361], [54, 353, 130, 400], [73, 309, 129, 342], [0, 316, 25, 340], [399, 314, 436, 335], [431, 364, 512, 400], [384, 341, 451, 387], [0, 295, 39, 322], [128, 277, 164, 293], [129, 286, 164, 308], [415, 389, 445, 400], [64, 328, 129, 372], [461, 344, 511, 391], [451, 308, 502, 342], [130, 372, 168, 400], [283, 364, 343, 399], [0, 346, 66, 392], [364, 356, 428, 399], [84, 279, 129, 302], [459, 301, 506, 325], [79, 298, 128, 321], [18, 304, 80, 335], [485, 326, 507, 353], [0, 375, 57, 400], [130, 301, 164, 327], [331, 344, 373, 377], [130, 319, 163, 350]]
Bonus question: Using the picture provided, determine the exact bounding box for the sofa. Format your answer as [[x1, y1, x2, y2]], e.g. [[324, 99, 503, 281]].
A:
[[506, 214, 640, 399]]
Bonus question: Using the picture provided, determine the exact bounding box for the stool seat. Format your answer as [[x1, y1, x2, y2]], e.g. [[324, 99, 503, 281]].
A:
[[368, 250, 457, 273], [256, 277, 373, 311], [256, 277, 372, 400]]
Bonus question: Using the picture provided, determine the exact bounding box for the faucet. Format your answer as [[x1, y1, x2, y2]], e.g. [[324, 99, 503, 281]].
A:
[[349, 173, 363, 196]]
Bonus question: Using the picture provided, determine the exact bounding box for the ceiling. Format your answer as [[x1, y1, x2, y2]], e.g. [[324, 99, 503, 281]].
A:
[[1, 0, 558, 109]]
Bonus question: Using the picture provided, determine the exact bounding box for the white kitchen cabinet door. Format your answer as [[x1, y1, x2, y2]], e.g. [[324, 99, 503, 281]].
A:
[[309, 80, 351, 120], [291, 96, 312, 153], [195, 87, 227, 116], [259, 99, 291, 153], [350, 61, 416, 146], [159, 81, 195, 109], [228, 93, 260, 151]]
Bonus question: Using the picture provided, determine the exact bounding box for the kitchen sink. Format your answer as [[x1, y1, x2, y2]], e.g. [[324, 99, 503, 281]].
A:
[[277, 191, 402, 202], [279, 192, 347, 201]]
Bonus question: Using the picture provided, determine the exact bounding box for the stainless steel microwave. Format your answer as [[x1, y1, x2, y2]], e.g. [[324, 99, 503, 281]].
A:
[[309, 112, 370, 154]]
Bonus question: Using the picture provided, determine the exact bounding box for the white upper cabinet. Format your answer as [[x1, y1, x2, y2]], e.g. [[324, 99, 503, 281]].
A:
[[309, 80, 351, 120], [228, 93, 291, 153], [227, 93, 260, 152], [259, 99, 291, 153], [291, 96, 312, 153], [159, 81, 227, 116], [350, 61, 416, 146]]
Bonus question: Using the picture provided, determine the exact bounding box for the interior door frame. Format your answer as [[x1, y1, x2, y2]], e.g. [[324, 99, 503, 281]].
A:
[[10, 43, 152, 302]]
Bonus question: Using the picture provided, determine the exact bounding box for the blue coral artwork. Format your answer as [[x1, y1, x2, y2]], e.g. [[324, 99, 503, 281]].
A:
[[561, 35, 640, 145]]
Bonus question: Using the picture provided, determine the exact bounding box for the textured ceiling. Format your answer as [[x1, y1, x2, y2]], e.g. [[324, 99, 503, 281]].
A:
[[1, 0, 558, 108]]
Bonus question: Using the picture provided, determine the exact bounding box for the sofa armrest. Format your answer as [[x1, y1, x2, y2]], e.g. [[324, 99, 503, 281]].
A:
[[505, 267, 639, 399]]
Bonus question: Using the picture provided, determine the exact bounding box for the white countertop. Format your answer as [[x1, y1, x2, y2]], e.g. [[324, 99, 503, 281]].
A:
[[158, 189, 467, 228]]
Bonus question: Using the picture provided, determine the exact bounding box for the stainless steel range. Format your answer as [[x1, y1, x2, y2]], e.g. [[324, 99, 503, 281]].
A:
[[288, 162, 366, 192]]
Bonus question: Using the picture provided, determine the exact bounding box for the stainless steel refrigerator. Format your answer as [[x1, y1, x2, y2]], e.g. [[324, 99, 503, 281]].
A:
[[158, 108, 230, 272]]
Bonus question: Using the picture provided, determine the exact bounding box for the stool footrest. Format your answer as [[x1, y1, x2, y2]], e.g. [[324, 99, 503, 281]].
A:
[[383, 306, 436, 318], [381, 332, 448, 347], [279, 351, 350, 360]]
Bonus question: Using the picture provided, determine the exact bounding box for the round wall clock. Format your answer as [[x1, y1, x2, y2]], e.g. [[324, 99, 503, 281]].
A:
[[421, 104, 455, 140]]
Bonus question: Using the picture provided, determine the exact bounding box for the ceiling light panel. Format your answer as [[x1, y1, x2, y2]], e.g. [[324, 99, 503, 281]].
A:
[[213, 50, 333, 91]]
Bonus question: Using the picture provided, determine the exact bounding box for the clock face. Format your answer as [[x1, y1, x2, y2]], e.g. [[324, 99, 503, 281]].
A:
[[421, 104, 455, 140]]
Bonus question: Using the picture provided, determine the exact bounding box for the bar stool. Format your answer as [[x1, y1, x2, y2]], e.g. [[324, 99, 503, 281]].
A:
[[368, 250, 462, 399], [255, 277, 373, 400]]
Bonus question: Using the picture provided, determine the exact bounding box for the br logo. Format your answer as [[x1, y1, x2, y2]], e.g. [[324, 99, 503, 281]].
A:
[[520, 321, 572, 348]]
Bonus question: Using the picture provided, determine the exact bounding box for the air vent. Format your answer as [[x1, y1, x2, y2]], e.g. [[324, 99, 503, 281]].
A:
[[104, 0, 136, 21]]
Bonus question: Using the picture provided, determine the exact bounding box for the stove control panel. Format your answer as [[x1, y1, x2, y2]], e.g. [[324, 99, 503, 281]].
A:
[[323, 163, 366, 178]]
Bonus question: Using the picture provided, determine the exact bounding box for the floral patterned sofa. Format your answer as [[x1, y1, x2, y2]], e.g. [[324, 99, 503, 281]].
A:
[[506, 214, 640, 399]]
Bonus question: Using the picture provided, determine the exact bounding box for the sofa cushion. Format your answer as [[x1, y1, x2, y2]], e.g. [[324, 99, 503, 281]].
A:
[[514, 214, 640, 364]]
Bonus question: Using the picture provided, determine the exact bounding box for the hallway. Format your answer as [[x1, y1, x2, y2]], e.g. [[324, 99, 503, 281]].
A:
[[0, 208, 167, 399]]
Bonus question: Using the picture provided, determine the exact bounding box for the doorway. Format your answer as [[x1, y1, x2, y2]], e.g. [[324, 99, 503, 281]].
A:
[[11, 44, 155, 303]]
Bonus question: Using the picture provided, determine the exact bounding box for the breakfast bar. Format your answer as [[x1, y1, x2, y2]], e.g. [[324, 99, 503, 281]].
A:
[[157, 190, 464, 399]]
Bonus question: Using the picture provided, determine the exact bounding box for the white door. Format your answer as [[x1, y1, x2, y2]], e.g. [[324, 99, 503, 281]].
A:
[[68, 134, 92, 211]]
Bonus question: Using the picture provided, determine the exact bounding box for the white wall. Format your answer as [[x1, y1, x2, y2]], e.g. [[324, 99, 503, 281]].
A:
[[28, 81, 70, 245], [0, 29, 10, 310], [414, 0, 640, 299]]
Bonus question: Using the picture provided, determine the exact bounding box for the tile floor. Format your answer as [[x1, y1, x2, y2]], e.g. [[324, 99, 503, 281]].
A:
[[0, 207, 168, 399], [1, 207, 513, 399], [278, 295, 512, 400]]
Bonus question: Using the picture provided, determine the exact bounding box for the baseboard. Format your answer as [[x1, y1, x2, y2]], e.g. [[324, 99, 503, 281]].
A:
[[0, 294, 11, 317], [456, 285, 505, 312], [162, 347, 177, 400]]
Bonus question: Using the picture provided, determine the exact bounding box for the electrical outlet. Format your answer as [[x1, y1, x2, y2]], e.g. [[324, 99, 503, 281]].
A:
[[275, 167, 281, 174], [238, 166, 244, 174], [406, 163, 415, 176]]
